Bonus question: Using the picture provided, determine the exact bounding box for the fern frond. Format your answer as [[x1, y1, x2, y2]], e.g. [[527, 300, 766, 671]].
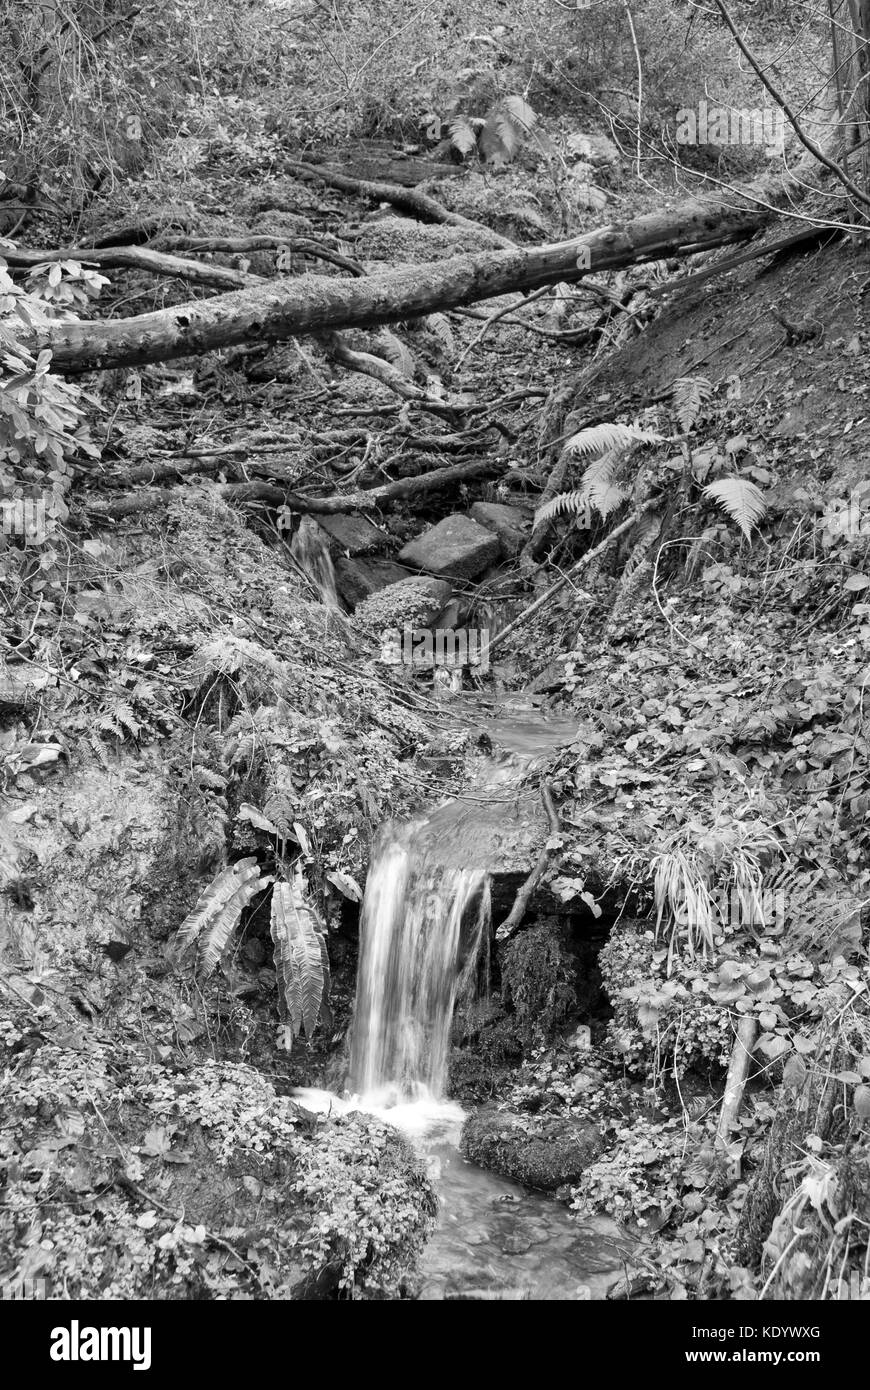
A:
[[502, 95, 538, 134], [270, 869, 329, 1040], [425, 313, 455, 355], [447, 116, 477, 157], [375, 329, 415, 380], [565, 422, 662, 458], [673, 376, 713, 434], [175, 857, 268, 975], [581, 450, 630, 519], [89, 730, 111, 768], [620, 511, 662, 589], [534, 490, 592, 528], [703, 478, 767, 540]]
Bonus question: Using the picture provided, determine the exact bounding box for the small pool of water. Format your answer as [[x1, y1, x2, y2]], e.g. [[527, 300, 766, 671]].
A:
[[419, 1140, 633, 1301], [294, 1089, 632, 1301]]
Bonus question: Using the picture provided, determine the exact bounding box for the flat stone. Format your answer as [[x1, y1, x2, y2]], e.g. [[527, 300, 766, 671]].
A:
[[315, 514, 389, 556], [469, 502, 529, 557], [334, 557, 411, 609], [399, 514, 502, 580], [498, 1232, 532, 1255], [354, 575, 453, 629]]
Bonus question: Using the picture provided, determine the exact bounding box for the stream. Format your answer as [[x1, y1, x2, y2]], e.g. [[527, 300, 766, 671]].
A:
[[295, 705, 633, 1300]]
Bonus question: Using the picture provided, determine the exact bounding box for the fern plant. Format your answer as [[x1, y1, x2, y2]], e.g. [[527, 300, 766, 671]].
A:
[[173, 857, 331, 1049], [174, 857, 272, 977], [435, 95, 547, 166], [270, 868, 330, 1050], [534, 422, 663, 530], [673, 376, 713, 434], [703, 478, 767, 540]]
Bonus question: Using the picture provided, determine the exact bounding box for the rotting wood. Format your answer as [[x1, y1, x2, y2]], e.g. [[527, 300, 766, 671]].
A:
[[284, 160, 518, 250], [24, 175, 792, 374], [4, 243, 258, 291], [84, 454, 508, 520]]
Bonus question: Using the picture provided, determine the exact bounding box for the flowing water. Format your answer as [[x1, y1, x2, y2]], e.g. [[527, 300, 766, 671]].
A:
[[297, 711, 632, 1298], [349, 820, 491, 1102]]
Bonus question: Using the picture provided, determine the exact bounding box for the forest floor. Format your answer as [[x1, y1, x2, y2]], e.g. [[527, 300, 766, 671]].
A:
[[2, 106, 870, 1301]]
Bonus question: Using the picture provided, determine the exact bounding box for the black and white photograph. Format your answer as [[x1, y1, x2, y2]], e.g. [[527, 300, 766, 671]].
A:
[[0, 0, 868, 1349]]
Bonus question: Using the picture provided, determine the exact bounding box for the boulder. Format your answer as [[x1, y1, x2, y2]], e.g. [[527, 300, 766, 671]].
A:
[[315, 514, 389, 556], [469, 501, 530, 557], [399, 514, 501, 580], [461, 1109, 603, 1191], [354, 574, 452, 630], [334, 557, 412, 609]]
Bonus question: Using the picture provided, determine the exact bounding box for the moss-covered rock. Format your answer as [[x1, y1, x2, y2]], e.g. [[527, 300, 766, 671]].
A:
[[461, 1108, 603, 1191], [0, 1047, 434, 1300]]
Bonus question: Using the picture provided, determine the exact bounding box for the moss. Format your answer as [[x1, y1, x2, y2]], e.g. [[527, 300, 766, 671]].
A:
[[500, 918, 578, 1048], [461, 1107, 603, 1191]]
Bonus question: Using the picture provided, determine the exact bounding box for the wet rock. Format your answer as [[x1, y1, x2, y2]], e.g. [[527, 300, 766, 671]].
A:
[[469, 501, 530, 557], [334, 557, 412, 609], [462, 1224, 492, 1247], [498, 1231, 532, 1255], [354, 574, 453, 629], [461, 1109, 603, 1191], [315, 514, 390, 557], [399, 514, 502, 581]]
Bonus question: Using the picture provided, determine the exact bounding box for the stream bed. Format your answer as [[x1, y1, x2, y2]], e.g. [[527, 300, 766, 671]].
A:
[[295, 1090, 633, 1300]]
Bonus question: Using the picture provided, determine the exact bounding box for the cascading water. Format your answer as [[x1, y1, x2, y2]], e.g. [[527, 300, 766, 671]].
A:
[[349, 820, 490, 1105], [296, 711, 634, 1297], [290, 515, 341, 610]]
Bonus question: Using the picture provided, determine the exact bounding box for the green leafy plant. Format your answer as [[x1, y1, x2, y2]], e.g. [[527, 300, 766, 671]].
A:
[[270, 868, 330, 1051], [434, 94, 548, 166], [174, 857, 271, 976]]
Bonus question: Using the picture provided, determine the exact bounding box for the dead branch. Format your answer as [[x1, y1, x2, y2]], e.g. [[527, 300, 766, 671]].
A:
[[495, 782, 561, 943], [4, 244, 257, 291], [284, 160, 517, 250], [83, 454, 508, 520]]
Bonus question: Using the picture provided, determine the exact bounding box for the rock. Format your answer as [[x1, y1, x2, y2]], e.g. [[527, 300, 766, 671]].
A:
[[461, 1109, 603, 1191], [315, 514, 389, 556], [469, 501, 530, 557], [354, 575, 452, 629], [334, 557, 412, 609], [498, 1231, 532, 1255], [399, 514, 502, 580]]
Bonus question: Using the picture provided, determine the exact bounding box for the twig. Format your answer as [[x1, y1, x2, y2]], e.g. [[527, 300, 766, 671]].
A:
[[495, 781, 561, 943], [114, 1175, 264, 1289]]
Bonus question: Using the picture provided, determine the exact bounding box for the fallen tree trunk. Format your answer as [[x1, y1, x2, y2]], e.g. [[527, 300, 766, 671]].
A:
[[28, 178, 796, 374]]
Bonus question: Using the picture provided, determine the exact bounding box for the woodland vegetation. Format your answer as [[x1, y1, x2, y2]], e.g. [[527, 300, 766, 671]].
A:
[[1, 0, 870, 1307]]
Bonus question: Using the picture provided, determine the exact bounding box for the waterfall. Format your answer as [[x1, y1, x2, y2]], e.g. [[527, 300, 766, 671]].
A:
[[290, 516, 341, 610], [349, 820, 490, 1104]]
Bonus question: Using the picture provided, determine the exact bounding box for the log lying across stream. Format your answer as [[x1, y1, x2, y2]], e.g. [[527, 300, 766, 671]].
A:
[[26, 177, 794, 374]]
